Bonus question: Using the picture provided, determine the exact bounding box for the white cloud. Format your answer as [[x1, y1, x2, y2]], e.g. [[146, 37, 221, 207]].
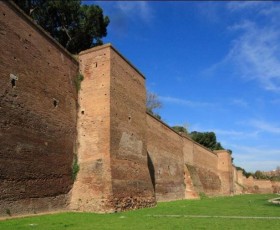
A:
[[208, 2, 280, 92], [214, 129, 259, 138], [249, 119, 280, 134], [159, 96, 216, 108], [235, 160, 279, 172], [232, 25, 280, 91], [227, 1, 272, 11], [230, 144, 280, 171], [117, 1, 153, 23]]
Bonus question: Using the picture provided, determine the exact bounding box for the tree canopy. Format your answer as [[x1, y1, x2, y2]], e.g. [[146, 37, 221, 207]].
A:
[[14, 0, 109, 53], [189, 131, 224, 151], [172, 126, 188, 134]]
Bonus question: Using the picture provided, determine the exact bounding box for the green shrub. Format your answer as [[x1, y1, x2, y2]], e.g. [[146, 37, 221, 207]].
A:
[[75, 73, 84, 92], [72, 154, 80, 181]]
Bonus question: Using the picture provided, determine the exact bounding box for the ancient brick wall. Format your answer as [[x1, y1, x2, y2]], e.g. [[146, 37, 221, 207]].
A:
[[1, 1, 278, 217], [216, 150, 234, 195], [71, 44, 155, 212], [272, 181, 280, 193], [183, 138, 222, 196], [253, 180, 273, 194], [0, 1, 78, 216], [240, 175, 273, 194], [69, 46, 113, 212], [109, 46, 155, 210], [147, 114, 185, 201], [232, 167, 243, 194], [193, 142, 218, 172]]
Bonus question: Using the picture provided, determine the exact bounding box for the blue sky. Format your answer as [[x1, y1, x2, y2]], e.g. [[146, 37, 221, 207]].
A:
[[89, 1, 280, 172]]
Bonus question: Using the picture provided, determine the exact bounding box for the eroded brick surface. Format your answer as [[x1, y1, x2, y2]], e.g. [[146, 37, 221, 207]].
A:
[[0, 2, 78, 216], [147, 115, 185, 201]]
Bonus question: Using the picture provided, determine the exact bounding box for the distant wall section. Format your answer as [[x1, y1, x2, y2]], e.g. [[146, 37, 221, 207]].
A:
[[147, 115, 185, 201], [183, 138, 222, 196]]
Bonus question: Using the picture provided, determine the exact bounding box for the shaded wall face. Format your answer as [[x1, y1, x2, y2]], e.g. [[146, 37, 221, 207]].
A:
[[70, 47, 113, 212], [147, 115, 185, 201], [193, 145, 218, 172], [0, 2, 78, 216], [183, 138, 221, 196], [110, 49, 155, 210]]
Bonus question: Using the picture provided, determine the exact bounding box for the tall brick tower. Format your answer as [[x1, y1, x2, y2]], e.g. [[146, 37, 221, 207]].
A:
[[70, 44, 156, 212], [216, 150, 234, 195]]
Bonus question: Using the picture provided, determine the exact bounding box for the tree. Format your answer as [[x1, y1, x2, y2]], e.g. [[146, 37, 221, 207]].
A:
[[14, 0, 109, 53], [189, 131, 224, 151], [235, 166, 253, 178], [254, 170, 265, 179], [146, 92, 162, 119], [146, 92, 162, 113], [172, 126, 188, 134]]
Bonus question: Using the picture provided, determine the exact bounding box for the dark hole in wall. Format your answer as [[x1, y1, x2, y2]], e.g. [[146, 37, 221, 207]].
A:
[[81, 110, 84, 115], [147, 152, 155, 192], [53, 99, 58, 108], [11, 79, 16, 88]]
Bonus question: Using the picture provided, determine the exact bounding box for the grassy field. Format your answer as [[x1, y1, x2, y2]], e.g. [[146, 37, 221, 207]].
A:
[[1, 194, 280, 229]]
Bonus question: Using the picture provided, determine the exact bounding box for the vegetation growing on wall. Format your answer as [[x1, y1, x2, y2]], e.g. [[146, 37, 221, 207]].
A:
[[235, 166, 253, 178], [74, 73, 84, 92], [72, 154, 79, 181], [172, 126, 188, 134], [14, 0, 110, 53]]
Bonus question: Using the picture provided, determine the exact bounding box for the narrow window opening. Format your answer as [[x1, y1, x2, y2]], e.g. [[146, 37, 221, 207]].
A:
[[10, 74, 18, 88], [53, 99, 58, 108], [81, 110, 84, 115], [11, 79, 16, 88]]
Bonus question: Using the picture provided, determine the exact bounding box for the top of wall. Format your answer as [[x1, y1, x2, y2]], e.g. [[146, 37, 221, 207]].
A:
[[79, 44, 146, 80], [146, 112, 218, 157], [4, 1, 78, 65]]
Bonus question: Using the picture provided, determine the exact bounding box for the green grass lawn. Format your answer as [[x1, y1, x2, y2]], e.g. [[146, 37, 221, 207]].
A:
[[1, 194, 280, 230]]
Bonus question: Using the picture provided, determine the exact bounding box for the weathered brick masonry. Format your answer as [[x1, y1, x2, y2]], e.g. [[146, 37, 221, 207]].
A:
[[1, 1, 279, 217], [0, 1, 78, 216], [70, 45, 155, 212]]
